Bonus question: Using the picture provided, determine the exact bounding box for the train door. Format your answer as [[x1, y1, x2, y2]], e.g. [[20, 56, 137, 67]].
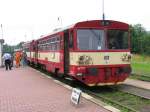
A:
[[29, 43, 32, 62], [64, 30, 70, 74], [33, 44, 36, 64], [32, 41, 38, 65], [34, 41, 38, 64], [30, 41, 34, 63]]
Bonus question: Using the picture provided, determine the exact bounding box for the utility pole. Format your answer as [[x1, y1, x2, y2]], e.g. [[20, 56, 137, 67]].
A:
[[58, 16, 62, 28], [24, 33, 27, 41], [102, 0, 105, 20], [1, 24, 3, 39], [0, 24, 4, 67]]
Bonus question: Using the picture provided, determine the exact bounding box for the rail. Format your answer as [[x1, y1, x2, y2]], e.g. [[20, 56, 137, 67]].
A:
[[131, 72, 150, 82], [112, 85, 150, 100], [83, 89, 138, 112]]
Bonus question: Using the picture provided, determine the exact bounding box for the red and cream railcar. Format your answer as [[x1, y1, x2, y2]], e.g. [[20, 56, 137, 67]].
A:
[[24, 20, 132, 86], [22, 41, 31, 64], [23, 40, 37, 65]]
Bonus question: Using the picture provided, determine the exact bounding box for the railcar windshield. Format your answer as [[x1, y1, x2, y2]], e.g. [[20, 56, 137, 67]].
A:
[[107, 30, 129, 49], [77, 29, 105, 50]]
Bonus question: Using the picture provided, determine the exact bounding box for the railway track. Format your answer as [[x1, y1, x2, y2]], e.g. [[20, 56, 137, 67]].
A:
[[81, 85, 150, 112], [57, 76, 150, 111], [131, 72, 150, 82], [117, 84, 150, 100], [82, 89, 138, 112]]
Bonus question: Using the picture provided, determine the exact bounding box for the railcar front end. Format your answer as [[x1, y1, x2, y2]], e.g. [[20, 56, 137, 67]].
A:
[[68, 20, 131, 86]]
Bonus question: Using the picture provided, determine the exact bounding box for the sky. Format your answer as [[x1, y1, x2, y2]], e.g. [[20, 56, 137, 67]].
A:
[[0, 0, 150, 45]]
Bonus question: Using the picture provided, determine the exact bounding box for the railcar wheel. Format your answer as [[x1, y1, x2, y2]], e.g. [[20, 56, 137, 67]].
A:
[[41, 65, 46, 71], [54, 68, 64, 78]]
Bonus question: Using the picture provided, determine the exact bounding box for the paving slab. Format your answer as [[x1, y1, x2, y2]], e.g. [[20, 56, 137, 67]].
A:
[[0, 67, 112, 112]]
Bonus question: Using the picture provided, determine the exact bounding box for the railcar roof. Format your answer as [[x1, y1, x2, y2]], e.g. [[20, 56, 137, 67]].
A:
[[37, 20, 129, 41], [22, 40, 33, 46], [38, 24, 75, 40]]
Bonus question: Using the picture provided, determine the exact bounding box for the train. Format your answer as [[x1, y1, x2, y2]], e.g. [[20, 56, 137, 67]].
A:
[[23, 20, 132, 86]]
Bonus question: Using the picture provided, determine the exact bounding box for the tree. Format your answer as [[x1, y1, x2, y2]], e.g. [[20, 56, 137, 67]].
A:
[[3, 44, 14, 54], [130, 24, 148, 54]]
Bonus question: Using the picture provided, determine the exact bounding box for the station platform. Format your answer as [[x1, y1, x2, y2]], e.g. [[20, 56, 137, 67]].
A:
[[0, 67, 115, 112], [123, 78, 150, 90]]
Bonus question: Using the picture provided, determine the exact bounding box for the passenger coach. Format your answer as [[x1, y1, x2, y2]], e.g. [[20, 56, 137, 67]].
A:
[[23, 20, 132, 86]]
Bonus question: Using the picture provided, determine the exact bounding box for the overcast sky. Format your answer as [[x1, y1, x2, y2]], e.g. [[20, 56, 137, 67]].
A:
[[0, 0, 150, 45]]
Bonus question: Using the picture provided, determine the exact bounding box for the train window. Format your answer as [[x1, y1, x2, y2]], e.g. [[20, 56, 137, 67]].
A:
[[33, 46, 36, 50], [56, 37, 60, 41], [51, 38, 54, 43], [49, 39, 51, 43], [55, 44, 57, 50], [77, 29, 105, 50], [27, 48, 29, 52], [57, 43, 60, 50], [107, 30, 129, 49], [44, 45, 47, 50], [46, 40, 49, 44], [69, 31, 73, 48]]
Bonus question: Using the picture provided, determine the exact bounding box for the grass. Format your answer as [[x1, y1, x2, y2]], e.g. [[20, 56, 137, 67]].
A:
[[131, 54, 150, 77], [96, 90, 150, 112], [132, 62, 150, 74]]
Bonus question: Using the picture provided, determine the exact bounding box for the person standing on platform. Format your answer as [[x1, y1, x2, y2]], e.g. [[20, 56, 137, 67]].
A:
[[2, 53, 12, 70], [15, 51, 21, 68], [22, 51, 27, 66]]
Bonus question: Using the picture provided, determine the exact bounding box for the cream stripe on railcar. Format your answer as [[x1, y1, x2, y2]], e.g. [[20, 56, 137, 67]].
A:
[[30, 52, 35, 58], [38, 52, 60, 63], [70, 52, 131, 66]]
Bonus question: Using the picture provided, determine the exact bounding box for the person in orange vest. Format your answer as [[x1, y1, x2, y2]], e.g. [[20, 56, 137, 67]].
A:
[[15, 51, 22, 68]]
